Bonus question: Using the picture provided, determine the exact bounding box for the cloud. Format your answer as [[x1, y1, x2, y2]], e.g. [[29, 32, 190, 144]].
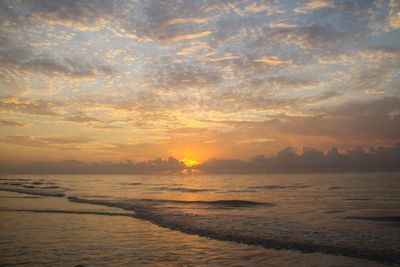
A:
[[0, 0, 116, 30], [0, 135, 93, 148], [0, 37, 117, 91], [93, 125, 123, 130], [168, 31, 214, 42], [63, 113, 102, 124], [0, 36, 117, 80], [150, 62, 223, 91], [311, 91, 342, 102], [105, 89, 193, 119], [2, 142, 400, 174], [268, 22, 298, 29], [0, 135, 47, 148], [245, 76, 317, 89], [254, 56, 293, 65], [259, 23, 354, 54], [176, 42, 209, 55], [197, 86, 300, 114], [195, 96, 400, 156], [0, 97, 60, 116], [251, 3, 373, 61], [1, 157, 187, 174], [389, 0, 400, 29], [38, 136, 92, 145], [206, 55, 240, 62], [119, 0, 215, 43], [0, 119, 26, 127], [0, 0, 399, 166], [294, 0, 333, 14], [278, 96, 400, 141], [196, 143, 400, 173], [347, 67, 397, 94], [166, 17, 210, 25]]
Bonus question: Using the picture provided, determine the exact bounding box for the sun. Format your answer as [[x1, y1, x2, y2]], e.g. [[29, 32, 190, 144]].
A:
[[181, 158, 199, 167]]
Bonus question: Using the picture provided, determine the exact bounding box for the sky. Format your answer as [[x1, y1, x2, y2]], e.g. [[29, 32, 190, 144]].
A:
[[0, 0, 399, 167]]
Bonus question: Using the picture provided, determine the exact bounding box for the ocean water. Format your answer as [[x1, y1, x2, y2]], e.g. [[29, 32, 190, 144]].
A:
[[0, 172, 399, 266]]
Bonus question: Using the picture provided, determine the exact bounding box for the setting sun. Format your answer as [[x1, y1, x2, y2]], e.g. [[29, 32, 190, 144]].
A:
[[181, 158, 199, 167]]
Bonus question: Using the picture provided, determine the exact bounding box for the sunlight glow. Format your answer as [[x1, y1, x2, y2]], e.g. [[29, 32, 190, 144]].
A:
[[182, 158, 199, 167]]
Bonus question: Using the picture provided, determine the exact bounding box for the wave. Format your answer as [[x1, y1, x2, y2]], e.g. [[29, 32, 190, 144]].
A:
[[343, 198, 371, 201], [248, 185, 310, 190], [0, 209, 134, 217], [328, 186, 346, 190], [0, 186, 65, 197], [219, 189, 258, 193], [67, 196, 272, 208], [67, 196, 399, 264], [23, 185, 61, 189], [0, 196, 40, 199], [344, 216, 400, 222], [119, 182, 143, 186], [1, 182, 23, 186], [0, 178, 31, 181], [150, 186, 217, 193], [324, 210, 345, 214], [197, 199, 271, 207]]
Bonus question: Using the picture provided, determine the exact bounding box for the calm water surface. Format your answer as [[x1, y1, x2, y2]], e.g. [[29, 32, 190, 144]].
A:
[[0, 172, 399, 266]]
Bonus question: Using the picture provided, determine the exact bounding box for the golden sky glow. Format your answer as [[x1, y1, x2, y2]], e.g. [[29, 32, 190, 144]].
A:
[[0, 0, 399, 166]]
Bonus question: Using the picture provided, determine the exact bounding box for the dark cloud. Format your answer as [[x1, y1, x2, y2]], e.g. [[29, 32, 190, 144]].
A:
[[0, 157, 186, 174], [196, 143, 400, 173], [1, 143, 399, 174]]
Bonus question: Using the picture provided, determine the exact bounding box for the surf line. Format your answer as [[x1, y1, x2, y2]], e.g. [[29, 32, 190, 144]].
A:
[[67, 197, 400, 264]]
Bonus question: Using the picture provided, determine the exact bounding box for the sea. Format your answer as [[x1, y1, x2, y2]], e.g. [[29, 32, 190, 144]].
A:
[[0, 172, 399, 266]]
